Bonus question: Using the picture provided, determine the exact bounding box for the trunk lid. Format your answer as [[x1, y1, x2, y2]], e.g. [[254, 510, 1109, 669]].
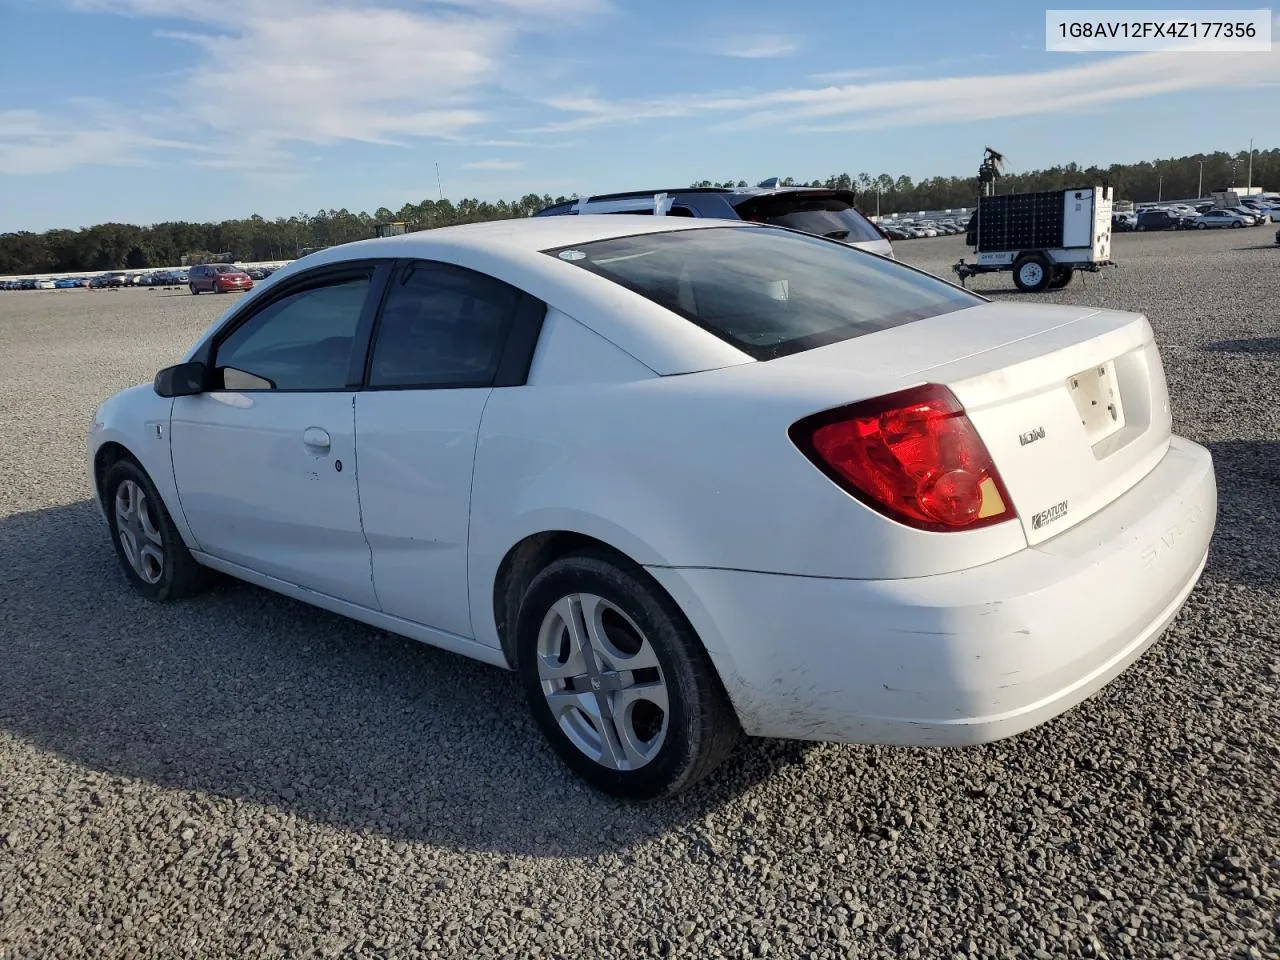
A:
[[772, 301, 1173, 544]]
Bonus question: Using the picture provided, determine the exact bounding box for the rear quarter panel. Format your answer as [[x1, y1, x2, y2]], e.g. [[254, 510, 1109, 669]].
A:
[[465, 363, 1029, 652]]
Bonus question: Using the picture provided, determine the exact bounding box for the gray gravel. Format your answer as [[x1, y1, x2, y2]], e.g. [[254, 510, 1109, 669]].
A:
[[1, 229, 1277, 960]]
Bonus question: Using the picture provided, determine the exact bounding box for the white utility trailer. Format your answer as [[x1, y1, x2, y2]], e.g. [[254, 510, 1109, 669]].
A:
[[954, 186, 1115, 292]]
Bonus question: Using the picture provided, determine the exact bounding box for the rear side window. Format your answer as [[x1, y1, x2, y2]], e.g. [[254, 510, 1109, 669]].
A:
[[545, 226, 981, 360], [734, 194, 882, 243], [367, 262, 520, 388]]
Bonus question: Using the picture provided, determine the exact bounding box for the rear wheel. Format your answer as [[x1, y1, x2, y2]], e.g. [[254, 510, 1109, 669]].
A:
[[1048, 266, 1074, 289], [516, 550, 740, 799], [1012, 253, 1052, 293]]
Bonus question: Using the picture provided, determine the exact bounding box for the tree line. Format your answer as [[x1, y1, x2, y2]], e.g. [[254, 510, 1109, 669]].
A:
[[1, 147, 1273, 276]]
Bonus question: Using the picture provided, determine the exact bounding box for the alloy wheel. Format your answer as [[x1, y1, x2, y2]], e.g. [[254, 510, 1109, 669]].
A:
[[114, 479, 165, 584], [535, 593, 669, 771]]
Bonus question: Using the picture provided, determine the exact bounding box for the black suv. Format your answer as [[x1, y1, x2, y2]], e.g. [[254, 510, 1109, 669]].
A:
[[534, 180, 895, 258], [1135, 210, 1185, 231]]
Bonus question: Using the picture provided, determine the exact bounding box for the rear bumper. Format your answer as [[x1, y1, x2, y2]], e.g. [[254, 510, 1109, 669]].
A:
[[648, 436, 1216, 745]]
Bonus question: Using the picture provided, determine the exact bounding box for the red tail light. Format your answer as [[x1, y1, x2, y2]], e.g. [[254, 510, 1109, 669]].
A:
[[789, 384, 1016, 532]]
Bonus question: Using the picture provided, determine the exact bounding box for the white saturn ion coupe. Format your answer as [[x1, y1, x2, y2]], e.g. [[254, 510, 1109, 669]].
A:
[[89, 216, 1216, 798]]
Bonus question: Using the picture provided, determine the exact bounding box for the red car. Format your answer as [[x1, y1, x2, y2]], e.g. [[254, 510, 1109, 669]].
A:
[[188, 264, 254, 294]]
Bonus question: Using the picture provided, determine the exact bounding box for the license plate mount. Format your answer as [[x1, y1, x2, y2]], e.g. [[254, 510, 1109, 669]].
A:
[[1067, 360, 1125, 447]]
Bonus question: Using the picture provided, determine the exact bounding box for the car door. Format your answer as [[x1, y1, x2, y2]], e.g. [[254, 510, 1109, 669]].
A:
[[354, 260, 545, 637], [170, 261, 391, 607]]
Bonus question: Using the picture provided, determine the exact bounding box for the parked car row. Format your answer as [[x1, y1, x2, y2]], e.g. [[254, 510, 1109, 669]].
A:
[[2, 263, 281, 292], [2, 276, 88, 290], [879, 216, 970, 240], [1115, 195, 1279, 232]]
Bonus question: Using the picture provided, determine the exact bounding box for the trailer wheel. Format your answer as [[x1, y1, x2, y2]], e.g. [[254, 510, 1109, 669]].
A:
[[1012, 254, 1052, 293], [1048, 266, 1074, 289]]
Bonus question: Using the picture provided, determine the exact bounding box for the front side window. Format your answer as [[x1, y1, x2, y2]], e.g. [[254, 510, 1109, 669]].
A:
[[545, 226, 981, 360], [367, 262, 520, 388], [213, 274, 370, 390]]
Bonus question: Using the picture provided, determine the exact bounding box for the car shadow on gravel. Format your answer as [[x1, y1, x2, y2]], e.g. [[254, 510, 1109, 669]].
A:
[[0, 500, 812, 857], [1200, 336, 1280, 354], [1203, 440, 1279, 591]]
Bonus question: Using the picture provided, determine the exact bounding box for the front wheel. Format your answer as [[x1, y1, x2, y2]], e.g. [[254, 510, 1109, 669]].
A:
[[516, 551, 740, 799], [1232, 221, 1244, 228], [104, 459, 212, 601], [190, 284, 199, 294], [1197, 223, 1207, 229]]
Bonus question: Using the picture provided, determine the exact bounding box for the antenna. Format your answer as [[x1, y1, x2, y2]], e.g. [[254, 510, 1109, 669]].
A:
[[978, 146, 1006, 197], [435, 162, 443, 202]]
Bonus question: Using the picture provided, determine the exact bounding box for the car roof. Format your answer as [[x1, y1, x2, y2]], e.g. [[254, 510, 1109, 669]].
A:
[[291, 214, 735, 264], [221, 216, 756, 378]]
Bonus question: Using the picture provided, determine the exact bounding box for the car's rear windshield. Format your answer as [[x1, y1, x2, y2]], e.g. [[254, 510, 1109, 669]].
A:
[[732, 194, 883, 244], [543, 226, 982, 360]]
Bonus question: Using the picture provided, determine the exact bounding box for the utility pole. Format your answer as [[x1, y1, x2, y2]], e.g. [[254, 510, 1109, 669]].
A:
[[1247, 138, 1253, 191], [435, 162, 443, 202], [1158, 175, 1163, 202], [1198, 161, 1204, 198]]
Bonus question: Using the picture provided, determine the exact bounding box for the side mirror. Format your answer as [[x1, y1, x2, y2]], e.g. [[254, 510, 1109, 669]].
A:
[[154, 361, 206, 398]]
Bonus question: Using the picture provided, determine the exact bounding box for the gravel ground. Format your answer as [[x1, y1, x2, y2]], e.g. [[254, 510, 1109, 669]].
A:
[[1, 229, 1277, 960]]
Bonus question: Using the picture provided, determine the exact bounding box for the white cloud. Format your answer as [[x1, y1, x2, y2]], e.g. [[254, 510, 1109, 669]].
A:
[[33, 0, 611, 175], [713, 34, 800, 59], [0, 108, 196, 176], [462, 159, 524, 169], [807, 67, 897, 83], [174, 6, 504, 146], [531, 37, 1280, 134]]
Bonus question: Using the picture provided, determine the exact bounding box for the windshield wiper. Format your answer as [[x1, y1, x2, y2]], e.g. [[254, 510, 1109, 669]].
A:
[[822, 229, 850, 240]]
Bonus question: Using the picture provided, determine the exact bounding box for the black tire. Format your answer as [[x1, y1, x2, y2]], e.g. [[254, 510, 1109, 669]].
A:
[[190, 284, 199, 295], [1231, 221, 1244, 229], [1012, 253, 1053, 293], [1048, 266, 1074, 289], [516, 550, 740, 799], [103, 458, 212, 602], [1136, 225, 1146, 232], [1197, 223, 1207, 229]]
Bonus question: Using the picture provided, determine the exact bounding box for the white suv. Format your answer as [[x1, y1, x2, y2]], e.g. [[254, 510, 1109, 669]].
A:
[[535, 180, 895, 258]]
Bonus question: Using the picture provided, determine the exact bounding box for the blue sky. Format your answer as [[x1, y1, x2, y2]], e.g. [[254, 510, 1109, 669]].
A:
[[1, 0, 1276, 231]]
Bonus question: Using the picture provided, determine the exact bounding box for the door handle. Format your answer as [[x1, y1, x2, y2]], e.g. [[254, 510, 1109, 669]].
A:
[[302, 427, 331, 451]]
